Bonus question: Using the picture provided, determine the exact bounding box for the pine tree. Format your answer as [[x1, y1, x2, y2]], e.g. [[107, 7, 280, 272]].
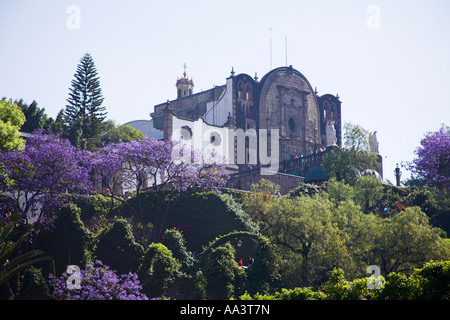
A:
[[64, 53, 107, 150]]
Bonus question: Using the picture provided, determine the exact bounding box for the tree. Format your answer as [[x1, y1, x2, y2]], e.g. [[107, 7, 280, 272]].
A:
[[49, 109, 67, 136], [323, 122, 380, 183], [250, 178, 280, 194], [405, 125, 450, 190], [343, 122, 370, 152], [0, 99, 26, 151], [0, 130, 93, 227], [255, 195, 351, 287], [352, 175, 383, 214], [89, 137, 228, 242], [325, 178, 355, 204], [64, 53, 107, 150], [372, 206, 449, 275], [99, 120, 144, 146], [12, 99, 52, 133], [322, 148, 379, 183]]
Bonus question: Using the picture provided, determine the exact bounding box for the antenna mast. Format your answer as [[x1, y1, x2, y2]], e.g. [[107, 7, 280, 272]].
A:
[[285, 35, 288, 66], [269, 26, 273, 70]]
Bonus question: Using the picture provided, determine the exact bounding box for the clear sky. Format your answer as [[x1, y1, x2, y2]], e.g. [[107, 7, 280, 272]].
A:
[[1, 0, 449, 183]]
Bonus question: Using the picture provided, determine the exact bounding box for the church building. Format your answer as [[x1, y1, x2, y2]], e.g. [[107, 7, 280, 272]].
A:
[[126, 65, 344, 193]]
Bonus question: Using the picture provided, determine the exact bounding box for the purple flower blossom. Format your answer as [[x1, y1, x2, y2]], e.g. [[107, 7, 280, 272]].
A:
[[0, 129, 93, 226], [49, 260, 148, 300], [405, 126, 450, 189], [88, 137, 229, 241], [88, 137, 228, 196]]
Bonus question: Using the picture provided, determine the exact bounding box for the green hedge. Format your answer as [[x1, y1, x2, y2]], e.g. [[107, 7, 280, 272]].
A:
[[137, 243, 180, 298], [235, 260, 450, 300], [70, 193, 113, 221], [34, 204, 93, 276], [94, 219, 144, 274], [118, 190, 259, 252]]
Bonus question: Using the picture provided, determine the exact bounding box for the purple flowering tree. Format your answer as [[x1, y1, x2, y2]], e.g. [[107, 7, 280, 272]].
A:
[[90, 137, 229, 242], [405, 126, 450, 190], [49, 260, 148, 300], [0, 129, 93, 227]]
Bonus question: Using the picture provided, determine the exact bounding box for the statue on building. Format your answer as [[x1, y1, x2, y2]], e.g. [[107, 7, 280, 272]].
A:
[[369, 131, 379, 154], [326, 120, 337, 146]]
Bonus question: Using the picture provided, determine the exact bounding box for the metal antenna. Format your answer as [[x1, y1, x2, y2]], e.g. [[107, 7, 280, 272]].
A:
[[269, 26, 272, 70], [285, 36, 288, 66]]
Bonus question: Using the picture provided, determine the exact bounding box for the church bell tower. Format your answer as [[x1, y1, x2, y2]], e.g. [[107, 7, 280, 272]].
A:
[[176, 63, 194, 98]]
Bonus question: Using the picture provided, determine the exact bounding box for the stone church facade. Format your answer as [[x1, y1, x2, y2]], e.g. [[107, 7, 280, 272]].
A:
[[126, 65, 343, 193]]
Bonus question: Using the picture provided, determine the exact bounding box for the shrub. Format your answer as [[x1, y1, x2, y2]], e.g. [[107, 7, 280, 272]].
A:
[[199, 242, 246, 299], [94, 219, 144, 274], [236, 287, 326, 300], [162, 228, 192, 272], [137, 243, 180, 298], [287, 183, 324, 198], [192, 272, 208, 300], [372, 272, 416, 300], [16, 267, 54, 300], [245, 236, 279, 295], [277, 287, 327, 300], [35, 203, 93, 276], [49, 260, 147, 300], [410, 260, 450, 300], [372, 260, 449, 300], [128, 190, 259, 252], [323, 268, 375, 300], [70, 193, 112, 221]]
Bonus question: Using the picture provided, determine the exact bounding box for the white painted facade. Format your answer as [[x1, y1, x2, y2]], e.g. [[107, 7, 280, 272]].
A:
[[203, 77, 233, 127]]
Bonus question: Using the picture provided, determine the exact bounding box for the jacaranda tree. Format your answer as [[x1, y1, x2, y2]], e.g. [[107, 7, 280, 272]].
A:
[[405, 125, 450, 190], [0, 129, 93, 227], [89, 137, 229, 242]]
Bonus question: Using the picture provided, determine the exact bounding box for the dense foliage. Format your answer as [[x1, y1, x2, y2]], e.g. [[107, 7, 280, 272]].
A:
[[405, 125, 450, 190], [0, 129, 92, 226], [236, 260, 449, 300], [0, 99, 26, 151]]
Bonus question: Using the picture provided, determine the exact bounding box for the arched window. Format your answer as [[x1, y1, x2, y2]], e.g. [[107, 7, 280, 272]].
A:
[[210, 132, 221, 146], [330, 102, 336, 119], [238, 81, 244, 99], [181, 126, 192, 140], [246, 83, 253, 100], [323, 101, 329, 118], [288, 117, 296, 132]]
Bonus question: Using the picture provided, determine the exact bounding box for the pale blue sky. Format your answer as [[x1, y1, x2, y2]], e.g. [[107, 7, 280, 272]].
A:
[[1, 0, 449, 183]]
